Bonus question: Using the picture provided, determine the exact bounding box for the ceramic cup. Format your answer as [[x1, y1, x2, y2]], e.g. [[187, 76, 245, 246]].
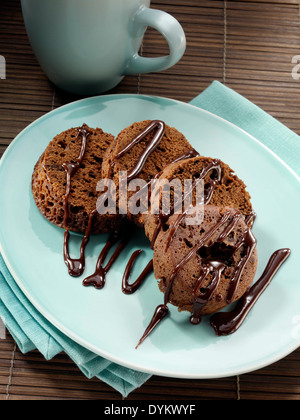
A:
[[21, 0, 186, 95]]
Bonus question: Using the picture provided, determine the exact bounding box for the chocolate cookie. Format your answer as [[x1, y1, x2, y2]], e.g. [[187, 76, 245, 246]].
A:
[[153, 205, 258, 316], [32, 124, 120, 234], [101, 120, 198, 226], [142, 155, 253, 246]]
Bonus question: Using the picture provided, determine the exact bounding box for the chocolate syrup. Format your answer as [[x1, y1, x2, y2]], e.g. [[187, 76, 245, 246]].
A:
[[210, 248, 291, 336], [122, 250, 154, 295], [62, 125, 90, 227], [151, 159, 222, 249], [136, 148, 200, 204], [245, 211, 257, 228], [137, 210, 257, 346], [164, 211, 242, 306], [63, 209, 97, 277], [113, 120, 166, 182], [226, 227, 257, 304], [190, 261, 226, 325], [136, 304, 169, 349], [188, 211, 256, 324], [83, 226, 131, 289], [62, 125, 91, 276], [170, 148, 200, 164]]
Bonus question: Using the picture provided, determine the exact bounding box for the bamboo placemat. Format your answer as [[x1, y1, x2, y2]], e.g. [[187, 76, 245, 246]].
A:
[[0, 0, 299, 400]]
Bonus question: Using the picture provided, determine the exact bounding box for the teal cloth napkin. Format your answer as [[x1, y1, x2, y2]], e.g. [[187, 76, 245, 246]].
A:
[[0, 255, 151, 397], [190, 81, 300, 176], [0, 81, 299, 398]]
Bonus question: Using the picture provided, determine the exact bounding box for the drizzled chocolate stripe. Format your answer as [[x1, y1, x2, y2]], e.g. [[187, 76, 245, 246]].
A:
[[190, 261, 226, 325], [64, 209, 97, 277], [62, 125, 90, 228], [164, 211, 248, 306], [136, 210, 257, 347], [83, 226, 131, 289], [210, 248, 291, 336], [245, 211, 257, 228], [136, 211, 231, 346], [62, 125, 91, 277], [136, 304, 169, 349], [122, 250, 154, 295], [151, 159, 222, 249], [113, 120, 166, 182], [134, 148, 200, 204], [190, 211, 256, 324], [226, 227, 256, 303], [169, 148, 200, 164]]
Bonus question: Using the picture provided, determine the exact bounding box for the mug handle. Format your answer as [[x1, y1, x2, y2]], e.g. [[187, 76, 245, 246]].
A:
[[124, 6, 186, 75]]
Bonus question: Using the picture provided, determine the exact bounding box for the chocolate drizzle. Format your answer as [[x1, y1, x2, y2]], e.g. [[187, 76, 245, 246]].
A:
[[166, 213, 237, 302], [122, 250, 154, 295], [244, 211, 257, 228], [62, 125, 90, 228], [113, 120, 166, 182], [137, 210, 257, 347], [170, 148, 200, 163], [62, 125, 91, 277], [133, 148, 200, 214], [83, 226, 131, 289], [210, 248, 291, 336], [151, 159, 222, 249], [64, 209, 97, 277], [190, 261, 226, 325], [136, 304, 169, 349], [226, 226, 257, 303], [188, 211, 256, 323]]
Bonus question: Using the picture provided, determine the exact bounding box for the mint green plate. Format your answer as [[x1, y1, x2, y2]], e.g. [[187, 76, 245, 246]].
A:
[[0, 94, 299, 378]]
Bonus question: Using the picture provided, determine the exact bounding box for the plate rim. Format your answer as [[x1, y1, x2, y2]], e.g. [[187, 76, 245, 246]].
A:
[[1, 93, 299, 182], [0, 93, 299, 379]]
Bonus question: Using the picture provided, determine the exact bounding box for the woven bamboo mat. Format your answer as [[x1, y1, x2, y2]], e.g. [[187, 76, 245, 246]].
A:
[[0, 0, 299, 400]]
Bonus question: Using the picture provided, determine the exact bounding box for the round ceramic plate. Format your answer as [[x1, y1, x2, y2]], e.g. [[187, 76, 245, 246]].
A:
[[0, 94, 299, 378]]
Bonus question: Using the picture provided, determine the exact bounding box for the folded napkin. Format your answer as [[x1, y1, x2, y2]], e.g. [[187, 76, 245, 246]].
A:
[[0, 81, 299, 398], [190, 81, 300, 177], [0, 255, 151, 397]]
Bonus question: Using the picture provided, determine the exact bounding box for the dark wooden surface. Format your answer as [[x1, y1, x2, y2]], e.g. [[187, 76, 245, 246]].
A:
[[0, 0, 299, 400]]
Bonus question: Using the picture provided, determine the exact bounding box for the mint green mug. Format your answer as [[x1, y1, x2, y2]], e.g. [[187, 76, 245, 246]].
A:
[[21, 0, 186, 95]]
